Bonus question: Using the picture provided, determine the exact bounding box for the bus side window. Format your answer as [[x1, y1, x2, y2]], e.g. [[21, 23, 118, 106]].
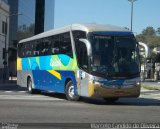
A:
[[59, 32, 73, 58], [72, 31, 87, 69], [50, 37, 54, 54], [38, 40, 42, 56], [51, 35, 60, 55], [42, 37, 51, 55], [22, 44, 26, 57], [32, 41, 37, 57], [26, 42, 32, 57], [18, 44, 23, 58], [38, 39, 44, 56], [79, 42, 88, 70], [35, 40, 40, 56], [59, 34, 65, 53], [54, 41, 60, 54], [41, 40, 46, 55]]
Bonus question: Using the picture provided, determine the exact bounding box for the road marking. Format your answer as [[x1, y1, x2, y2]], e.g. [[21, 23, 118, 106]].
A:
[[4, 91, 13, 93], [3, 91, 27, 93], [0, 94, 65, 101], [19, 91, 27, 93], [4, 91, 27, 93]]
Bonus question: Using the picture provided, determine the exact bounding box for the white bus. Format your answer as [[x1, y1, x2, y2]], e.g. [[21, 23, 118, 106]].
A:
[[17, 23, 141, 102]]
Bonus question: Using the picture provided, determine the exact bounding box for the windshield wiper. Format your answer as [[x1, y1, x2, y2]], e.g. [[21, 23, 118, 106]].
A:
[[107, 72, 140, 79]]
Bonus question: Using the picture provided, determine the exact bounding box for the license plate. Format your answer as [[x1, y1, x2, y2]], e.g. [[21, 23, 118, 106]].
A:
[[114, 90, 125, 95]]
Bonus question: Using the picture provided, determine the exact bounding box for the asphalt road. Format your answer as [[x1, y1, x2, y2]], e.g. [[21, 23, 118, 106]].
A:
[[0, 85, 160, 129]]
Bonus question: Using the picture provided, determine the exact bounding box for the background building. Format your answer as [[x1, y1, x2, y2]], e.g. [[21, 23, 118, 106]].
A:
[[0, 0, 9, 81], [18, 0, 35, 41], [18, 0, 55, 40], [8, 0, 18, 48], [7, 0, 18, 76], [0, 0, 54, 80]]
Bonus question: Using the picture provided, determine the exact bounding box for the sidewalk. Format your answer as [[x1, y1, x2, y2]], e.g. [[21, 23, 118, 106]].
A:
[[0, 80, 27, 91], [141, 80, 160, 90], [0, 77, 17, 88]]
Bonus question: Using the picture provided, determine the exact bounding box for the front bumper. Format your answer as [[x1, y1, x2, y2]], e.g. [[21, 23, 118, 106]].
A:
[[88, 82, 141, 98]]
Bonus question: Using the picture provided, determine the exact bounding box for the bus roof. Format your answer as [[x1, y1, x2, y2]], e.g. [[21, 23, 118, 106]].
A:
[[19, 23, 131, 43]]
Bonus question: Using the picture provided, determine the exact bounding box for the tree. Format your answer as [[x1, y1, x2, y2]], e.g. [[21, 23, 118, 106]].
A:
[[136, 26, 160, 63], [156, 27, 160, 35], [142, 27, 156, 36], [136, 26, 160, 48]]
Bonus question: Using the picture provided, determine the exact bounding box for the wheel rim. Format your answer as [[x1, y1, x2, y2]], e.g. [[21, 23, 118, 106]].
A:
[[68, 85, 74, 98], [28, 80, 32, 92]]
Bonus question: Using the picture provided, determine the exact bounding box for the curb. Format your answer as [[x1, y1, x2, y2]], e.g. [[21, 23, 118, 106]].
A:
[[0, 84, 17, 87], [0, 81, 17, 87]]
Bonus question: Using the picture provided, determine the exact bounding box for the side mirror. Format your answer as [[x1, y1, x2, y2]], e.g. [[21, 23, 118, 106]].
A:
[[139, 42, 151, 58], [79, 39, 92, 56]]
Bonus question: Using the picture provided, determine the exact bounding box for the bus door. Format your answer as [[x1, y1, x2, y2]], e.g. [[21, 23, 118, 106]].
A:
[[76, 40, 90, 96]]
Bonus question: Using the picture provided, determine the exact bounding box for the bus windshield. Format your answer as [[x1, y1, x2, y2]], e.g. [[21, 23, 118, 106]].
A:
[[89, 34, 140, 79]]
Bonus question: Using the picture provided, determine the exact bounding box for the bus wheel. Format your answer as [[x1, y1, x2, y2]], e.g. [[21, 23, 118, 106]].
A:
[[27, 77, 35, 94], [65, 81, 80, 101], [104, 98, 119, 103]]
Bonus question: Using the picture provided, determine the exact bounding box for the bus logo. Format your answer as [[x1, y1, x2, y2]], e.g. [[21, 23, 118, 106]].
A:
[[50, 58, 62, 67]]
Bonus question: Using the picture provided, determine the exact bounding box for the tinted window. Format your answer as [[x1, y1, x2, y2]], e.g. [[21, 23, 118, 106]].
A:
[[72, 30, 87, 57], [50, 35, 60, 54], [72, 31, 87, 41], [78, 42, 88, 70], [18, 32, 73, 58], [59, 32, 73, 57], [72, 31, 88, 70], [38, 38, 51, 56], [90, 34, 140, 78], [26, 43, 32, 57], [22, 43, 26, 57], [18, 44, 23, 57]]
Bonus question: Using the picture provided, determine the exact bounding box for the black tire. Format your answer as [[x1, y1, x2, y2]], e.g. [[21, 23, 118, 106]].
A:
[[104, 98, 119, 103], [65, 81, 80, 101], [27, 77, 35, 94]]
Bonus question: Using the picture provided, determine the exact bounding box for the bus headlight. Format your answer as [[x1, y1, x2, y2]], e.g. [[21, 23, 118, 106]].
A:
[[136, 82, 141, 87]]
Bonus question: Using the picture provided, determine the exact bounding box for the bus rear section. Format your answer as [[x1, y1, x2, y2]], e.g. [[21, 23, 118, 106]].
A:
[[17, 31, 81, 101]]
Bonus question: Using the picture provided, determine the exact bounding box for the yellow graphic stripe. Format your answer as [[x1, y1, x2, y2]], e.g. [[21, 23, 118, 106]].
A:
[[47, 70, 62, 80], [72, 60, 78, 70], [17, 58, 22, 70]]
